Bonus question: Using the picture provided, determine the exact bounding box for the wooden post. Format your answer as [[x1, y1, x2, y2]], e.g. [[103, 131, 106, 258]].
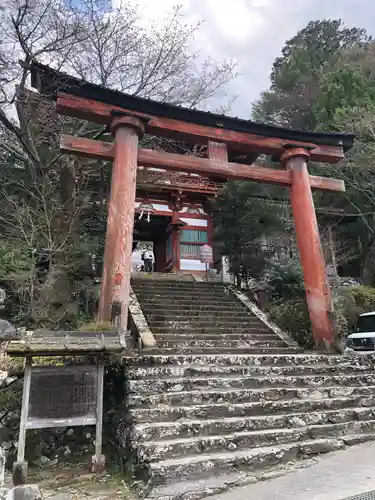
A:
[[171, 211, 180, 273], [282, 147, 334, 350], [208, 140, 228, 163], [98, 114, 146, 332], [92, 355, 105, 472], [207, 141, 227, 274], [13, 356, 32, 485]]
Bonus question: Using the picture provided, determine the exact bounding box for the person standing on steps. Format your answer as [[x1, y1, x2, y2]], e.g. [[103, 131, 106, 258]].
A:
[[143, 245, 155, 273]]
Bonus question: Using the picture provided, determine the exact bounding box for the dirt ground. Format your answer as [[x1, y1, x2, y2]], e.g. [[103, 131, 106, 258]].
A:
[[4, 463, 136, 499]]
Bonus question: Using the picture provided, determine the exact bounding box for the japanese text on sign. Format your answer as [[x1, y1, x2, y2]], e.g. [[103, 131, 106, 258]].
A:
[[199, 244, 213, 263]]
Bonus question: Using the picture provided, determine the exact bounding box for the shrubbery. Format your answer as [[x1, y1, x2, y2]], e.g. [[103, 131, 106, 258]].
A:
[[265, 259, 305, 300], [264, 260, 375, 349], [266, 298, 314, 348], [336, 285, 375, 331]]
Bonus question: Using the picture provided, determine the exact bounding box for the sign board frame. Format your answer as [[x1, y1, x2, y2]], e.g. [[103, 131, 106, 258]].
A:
[[26, 365, 99, 430], [199, 244, 213, 281], [199, 244, 213, 264], [16, 355, 105, 477]]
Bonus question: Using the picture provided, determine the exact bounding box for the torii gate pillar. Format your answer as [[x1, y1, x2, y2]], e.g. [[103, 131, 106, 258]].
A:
[[282, 147, 334, 349], [98, 113, 146, 330]]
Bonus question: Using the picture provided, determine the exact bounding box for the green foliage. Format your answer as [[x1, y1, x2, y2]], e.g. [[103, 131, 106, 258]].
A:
[[251, 19, 375, 345], [314, 68, 375, 129], [336, 285, 375, 331], [271, 20, 368, 91], [253, 19, 369, 129], [267, 299, 313, 348], [346, 285, 375, 309], [253, 19, 375, 285], [78, 321, 114, 332], [265, 259, 305, 300], [0, 1, 237, 329], [214, 181, 287, 283], [267, 285, 375, 349], [0, 243, 33, 283], [265, 258, 311, 348]]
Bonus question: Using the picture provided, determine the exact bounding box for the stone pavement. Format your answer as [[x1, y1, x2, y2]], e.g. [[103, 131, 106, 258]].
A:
[[213, 440, 375, 500]]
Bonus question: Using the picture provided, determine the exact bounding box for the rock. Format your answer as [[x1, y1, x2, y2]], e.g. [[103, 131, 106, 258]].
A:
[[307, 390, 324, 400], [0, 321, 21, 342], [11, 484, 42, 500], [343, 435, 371, 446], [288, 417, 305, 427], [300, 439, 344, 455], [63, 446, 71, 457], [4, 378, 17, 387], [0, 374, 8, 389], [1, 442, 12, 452], [66, 429, 74, 436], [12, 461, 28, 486], [36, 456, 50, 466]]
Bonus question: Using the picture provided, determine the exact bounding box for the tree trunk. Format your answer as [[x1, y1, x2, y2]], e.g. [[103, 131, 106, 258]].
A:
[[361, 238, 375, 285]]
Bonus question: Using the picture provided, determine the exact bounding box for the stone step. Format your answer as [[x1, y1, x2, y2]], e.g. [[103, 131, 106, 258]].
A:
[[132, 282, 227, 289], [142, 302, 253, 322], [137, 297, 240, 307], [143, 313, 260, 323], [135, 297, 239, 306], [132, 281, 232, 295], [153, 339, 286, 349], [139, 420, 375, 462], [152, 333, 280, 342], [132, 407, 375, 442], [149, 326, 272, 335], [147, 471, 254, 500], [140, 303, 244, 311], [124, 353, 355, 367], [127, 361, 372, 380], [142, 346, 300, 355], [134, 290, 234, 299], [128, 384, 375, 407], [128, 373, 375, 395], [148, 319, 268, 327], [147, 437, 374, 485], [130, 395, 375, 423], [134, 288, 236, 296]]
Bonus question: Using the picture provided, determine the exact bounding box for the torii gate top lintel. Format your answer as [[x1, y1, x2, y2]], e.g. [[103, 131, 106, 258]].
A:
[[30, 61, 353, 351], [31, 61, 354, 166]]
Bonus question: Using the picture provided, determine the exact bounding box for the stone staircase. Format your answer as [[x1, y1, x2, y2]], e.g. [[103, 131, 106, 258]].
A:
[[122, 278, 375, 499], [131, 279, 296, 355]]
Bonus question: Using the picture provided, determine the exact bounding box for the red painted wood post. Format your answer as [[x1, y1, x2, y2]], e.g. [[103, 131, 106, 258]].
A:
[[282, 147, 334, 350], [98, 114, 146, 329]]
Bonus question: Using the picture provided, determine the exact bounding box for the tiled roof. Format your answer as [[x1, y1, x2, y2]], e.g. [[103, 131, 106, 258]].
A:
[[30, 61, 354, 152]]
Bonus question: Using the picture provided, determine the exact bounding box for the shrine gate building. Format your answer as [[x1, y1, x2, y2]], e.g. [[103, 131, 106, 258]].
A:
[[133, 168, 218, 274]]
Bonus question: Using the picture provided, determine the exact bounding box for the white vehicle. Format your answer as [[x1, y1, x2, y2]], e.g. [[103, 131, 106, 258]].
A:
[[346, 311, 375, 352]]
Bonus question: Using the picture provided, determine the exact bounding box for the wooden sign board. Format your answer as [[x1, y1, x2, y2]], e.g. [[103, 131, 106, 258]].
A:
[[200, 244, 213, 264], [26, 365, 98, 429]]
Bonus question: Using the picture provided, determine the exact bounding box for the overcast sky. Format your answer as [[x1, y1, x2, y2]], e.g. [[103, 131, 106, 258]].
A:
[[127, 0, 375, 118]]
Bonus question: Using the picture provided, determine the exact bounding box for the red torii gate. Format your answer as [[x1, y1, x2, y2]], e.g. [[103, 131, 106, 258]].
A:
[[30, 62, 354, 351]]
